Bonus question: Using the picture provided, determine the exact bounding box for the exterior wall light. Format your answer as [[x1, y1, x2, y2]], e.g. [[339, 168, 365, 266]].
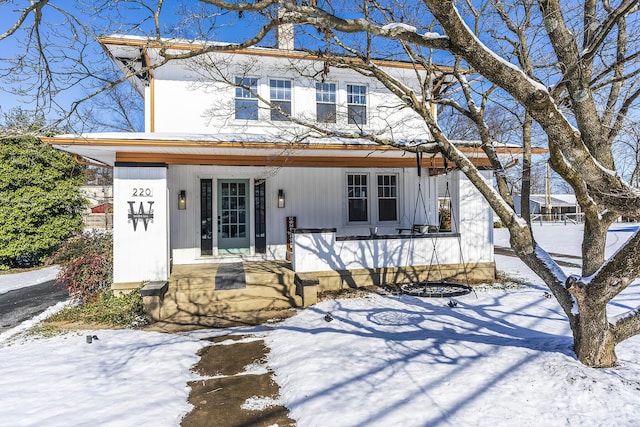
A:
[[277, 189, 285, 208], [178, 190, 187, 210]]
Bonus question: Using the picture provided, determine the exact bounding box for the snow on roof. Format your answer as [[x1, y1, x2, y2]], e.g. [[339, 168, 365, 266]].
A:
[[99, 34, 452, 71], [528, 194, 577, 207], [50, 132, 436, 147]]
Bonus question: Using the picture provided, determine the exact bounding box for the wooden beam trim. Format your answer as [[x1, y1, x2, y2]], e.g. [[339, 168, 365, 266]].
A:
[[42, 137, 394, 151], [42, 136, 543, 155], [115, 152, 492, 168]]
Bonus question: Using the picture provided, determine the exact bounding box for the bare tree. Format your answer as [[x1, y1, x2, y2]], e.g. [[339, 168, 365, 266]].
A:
[[2, 0, 640, 367], [0, 0, 153, 135], [615, 122, 640, 188], [192, 0, 640, 368]]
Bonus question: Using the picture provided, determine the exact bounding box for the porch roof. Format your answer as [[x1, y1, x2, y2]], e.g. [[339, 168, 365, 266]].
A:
[[41, 132, 544, 169]]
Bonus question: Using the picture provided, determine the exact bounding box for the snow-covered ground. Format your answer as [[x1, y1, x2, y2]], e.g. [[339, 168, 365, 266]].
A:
[[0, 223, 639, 426]]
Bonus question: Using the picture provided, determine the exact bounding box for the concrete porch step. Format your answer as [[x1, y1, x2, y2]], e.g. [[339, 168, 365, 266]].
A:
[[146, 308, 299, 332], [170, 274, 296, 291], [170, 262, 295, 288], [164, 291, 297, 312], [155, 261, 302, 323], [167, 283, 297, 302], [160, 294, 298, 317]]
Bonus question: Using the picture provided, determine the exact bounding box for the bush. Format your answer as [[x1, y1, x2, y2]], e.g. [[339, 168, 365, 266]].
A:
[[47, 231, 113, 303], [47, 289, 147, 327]]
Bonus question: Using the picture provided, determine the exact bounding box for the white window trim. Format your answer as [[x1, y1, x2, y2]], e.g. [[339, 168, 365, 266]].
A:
[[344, 171, 403, 226], [345, 172, 371, 225], [315, 81, 338, 124], [345, 83, 368, 127], [233, 76, 260, 122], [374, 172, 401, 224], [269, 78, 294, 123]]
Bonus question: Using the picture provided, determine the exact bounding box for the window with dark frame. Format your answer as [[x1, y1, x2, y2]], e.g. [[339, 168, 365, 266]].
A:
[[377, 174, 398, 221], [347, 173, 368, 222], [316, 82, 336, 123], [270, 79, 292, 121], [234, 77, 258, 120], [347, 84, 367, 125]]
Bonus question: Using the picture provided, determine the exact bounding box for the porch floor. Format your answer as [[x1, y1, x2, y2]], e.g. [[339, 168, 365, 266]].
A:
[[147, 261, 301, 332]]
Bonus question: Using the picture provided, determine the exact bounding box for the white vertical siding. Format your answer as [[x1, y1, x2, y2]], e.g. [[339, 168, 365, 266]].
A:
[[291, 170, 494, 273], [149, 53, 432, 140], [293, 233, 471, 273], [113, 166, 169, 283], [167, 164, 452, 264], [458, 171, 494, 264]]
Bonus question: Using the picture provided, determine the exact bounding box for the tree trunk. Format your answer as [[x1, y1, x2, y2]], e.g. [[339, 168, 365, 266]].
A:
[[582, 218, 608, 276], [572, 303, 617, 367]]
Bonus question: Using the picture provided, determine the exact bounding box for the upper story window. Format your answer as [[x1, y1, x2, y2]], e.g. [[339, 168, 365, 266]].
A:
[[377, 174, 398, 221], [235, 77, 259, 120], [316, 83, 336, 123], [270, 79, 292, 121], [347, 84, 367, 125], [347, 173, 368, 222]]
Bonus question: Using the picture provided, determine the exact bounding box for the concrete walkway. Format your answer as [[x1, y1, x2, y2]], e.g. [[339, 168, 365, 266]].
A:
[[181, 334, 295, 427]]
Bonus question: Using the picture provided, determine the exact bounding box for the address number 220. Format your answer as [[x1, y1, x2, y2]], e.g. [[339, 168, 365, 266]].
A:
[[132, 188, 153, 197]]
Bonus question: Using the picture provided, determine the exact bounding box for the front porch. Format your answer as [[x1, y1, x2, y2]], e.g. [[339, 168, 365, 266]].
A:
[[143, 232, 495, 329]]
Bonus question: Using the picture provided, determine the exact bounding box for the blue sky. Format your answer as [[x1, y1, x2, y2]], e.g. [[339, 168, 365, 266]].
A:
[[0, 2, 381, 128], [0, 1, 273, 126]]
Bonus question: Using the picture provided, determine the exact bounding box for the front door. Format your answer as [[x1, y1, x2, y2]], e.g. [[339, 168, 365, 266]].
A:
[[217, 179, 250, 253]]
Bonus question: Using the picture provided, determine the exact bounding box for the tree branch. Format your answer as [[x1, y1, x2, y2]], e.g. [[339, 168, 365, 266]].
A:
[[0, 0, 49, 41], [613, 307, 640, 343]]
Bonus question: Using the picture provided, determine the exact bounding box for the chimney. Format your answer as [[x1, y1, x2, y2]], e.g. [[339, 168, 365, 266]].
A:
[[276, 8, 295, 50]]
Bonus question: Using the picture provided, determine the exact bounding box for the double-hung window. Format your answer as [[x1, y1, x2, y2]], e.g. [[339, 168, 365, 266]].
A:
[[270, 79, 292, 121], [316, 82, 336, 123], [377, 174, 398, 221], [347, 174, 368, 222], [346, 173, 399, 224], [235, 77, 258, 120], [347, 84, 367, 125]]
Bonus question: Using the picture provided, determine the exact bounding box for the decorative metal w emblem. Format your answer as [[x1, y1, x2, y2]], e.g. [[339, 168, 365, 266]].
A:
[[127, 201, 154, 231]]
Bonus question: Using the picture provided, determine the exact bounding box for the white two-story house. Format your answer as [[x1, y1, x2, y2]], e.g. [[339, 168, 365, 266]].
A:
[[43, 30, 498, 295]]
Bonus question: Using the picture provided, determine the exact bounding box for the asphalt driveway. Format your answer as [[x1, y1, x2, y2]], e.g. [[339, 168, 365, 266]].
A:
[[0, 280, 69, 332]]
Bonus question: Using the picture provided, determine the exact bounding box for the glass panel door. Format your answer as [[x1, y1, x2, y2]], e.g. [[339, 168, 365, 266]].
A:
[[217, 179, 250, 252], [200, 179, 213, 255]]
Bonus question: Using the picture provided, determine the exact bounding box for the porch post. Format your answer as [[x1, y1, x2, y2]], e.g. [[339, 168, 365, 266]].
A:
[[113, 163, 169, 288]]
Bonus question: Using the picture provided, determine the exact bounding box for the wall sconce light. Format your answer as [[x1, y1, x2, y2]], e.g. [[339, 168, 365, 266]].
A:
[[178, 190, 187, 210], [277, 189, 285, 208]]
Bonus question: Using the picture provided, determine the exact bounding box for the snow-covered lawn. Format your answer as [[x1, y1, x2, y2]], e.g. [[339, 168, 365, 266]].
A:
[[0, 223, 639, 426], [0, 329, 207, 427], [267, 290, 640, 426]]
